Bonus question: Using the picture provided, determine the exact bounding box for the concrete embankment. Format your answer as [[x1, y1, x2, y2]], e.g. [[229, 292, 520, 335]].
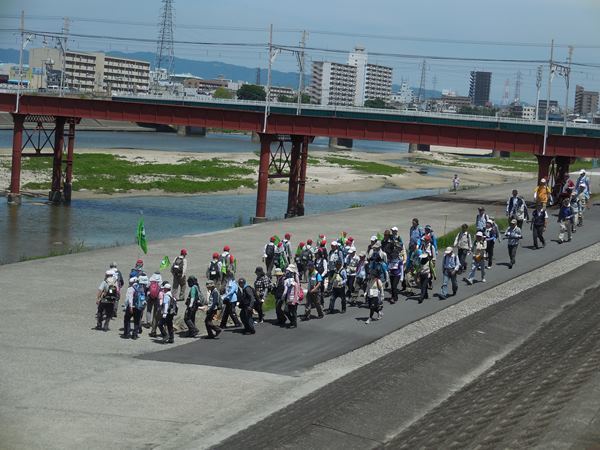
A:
[[0, 176, 599, 449]]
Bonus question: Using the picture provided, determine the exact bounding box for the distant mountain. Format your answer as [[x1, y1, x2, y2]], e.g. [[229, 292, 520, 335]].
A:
[[107, 51, 302, 88]]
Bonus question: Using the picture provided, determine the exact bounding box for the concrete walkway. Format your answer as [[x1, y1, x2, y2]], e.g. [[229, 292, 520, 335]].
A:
[[0, 172, 598, 449]]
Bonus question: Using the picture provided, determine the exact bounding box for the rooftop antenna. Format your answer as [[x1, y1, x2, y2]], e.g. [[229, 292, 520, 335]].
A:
[[155, 0, 175, 76]]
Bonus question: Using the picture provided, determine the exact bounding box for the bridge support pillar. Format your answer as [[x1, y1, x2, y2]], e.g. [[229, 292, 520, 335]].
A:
[[8, 113, 25, 205], [296, 136, 309, 217], [254, 133, 274, 222], [286, 136, 302, 218], [64, 120, 76, 203], [408, 143, 430, 152], [329, 137, 353, 150], [50, 117, 66, 203]]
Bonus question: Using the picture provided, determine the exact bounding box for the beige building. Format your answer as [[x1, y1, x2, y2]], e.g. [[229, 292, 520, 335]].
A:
[[28, 47, 150, 93]]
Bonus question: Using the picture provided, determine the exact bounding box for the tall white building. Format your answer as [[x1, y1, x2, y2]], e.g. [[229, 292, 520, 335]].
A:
[[310, 47, 393, 107]]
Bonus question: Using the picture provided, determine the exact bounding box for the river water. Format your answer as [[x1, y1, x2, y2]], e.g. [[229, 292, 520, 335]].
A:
[[0, 130, 439, 265]]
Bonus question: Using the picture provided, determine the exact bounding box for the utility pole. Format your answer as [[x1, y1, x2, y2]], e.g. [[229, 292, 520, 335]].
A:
[[562, 45, 573, 135], [514, 70, 522, 103], [535, 65, 543, 120], [296, 30, 307, 115], [263, 24, 274, 133], [542, 40, 554, 156], [15, 10, 24, 113], [59, 17, 69, 97], [417, 59, 427, 105]]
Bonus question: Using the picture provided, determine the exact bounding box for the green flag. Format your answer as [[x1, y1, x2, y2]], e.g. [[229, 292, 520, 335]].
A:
[[136, 217, 148, 254], [376, 232, 384, 241], [159, 256, 171, 270]]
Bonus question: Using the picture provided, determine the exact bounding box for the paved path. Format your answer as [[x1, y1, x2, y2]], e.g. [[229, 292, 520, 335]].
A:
[[218, 263, 600, 449], [1, 172, 599, 449]]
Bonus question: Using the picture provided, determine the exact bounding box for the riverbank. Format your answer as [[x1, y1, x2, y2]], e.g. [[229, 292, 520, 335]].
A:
[[0, 147, 532, 198]]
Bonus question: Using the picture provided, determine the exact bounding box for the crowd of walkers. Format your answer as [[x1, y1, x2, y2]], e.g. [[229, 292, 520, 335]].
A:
[[94, 169, 592, 342]]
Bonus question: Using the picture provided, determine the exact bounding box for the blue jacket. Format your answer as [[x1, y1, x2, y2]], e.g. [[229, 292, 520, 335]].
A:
[[222, 279, 238, 303], [409, 226, 424, 249]]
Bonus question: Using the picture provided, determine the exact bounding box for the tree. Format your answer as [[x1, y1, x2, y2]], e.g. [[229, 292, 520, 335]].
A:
[[237, 84, 266, 101], [458, 105, 499, 116], [364, 98, 387, 108], [213, 87, 234, 99], [277, 93, 312, 104]]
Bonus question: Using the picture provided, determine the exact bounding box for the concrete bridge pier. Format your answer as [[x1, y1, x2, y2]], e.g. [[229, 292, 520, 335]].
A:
[[408, 143, 430, 152], [176, 125, 206, 136], [7, 113, 24, 205], [49, 117, 66, 203], [329, 137, 353, 150]]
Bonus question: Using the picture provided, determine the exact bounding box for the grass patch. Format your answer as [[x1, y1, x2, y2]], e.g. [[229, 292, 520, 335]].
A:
[[20, 153, 255, 194], [263, 293, 276, 312], [348, 203, 364, 208], [325, 156, 406, 176], [437, 217, 510, 250]]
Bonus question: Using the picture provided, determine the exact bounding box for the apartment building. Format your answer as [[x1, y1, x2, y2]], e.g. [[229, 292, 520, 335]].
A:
[[28, 47, 150, 93], [574, 85, 599, 116]]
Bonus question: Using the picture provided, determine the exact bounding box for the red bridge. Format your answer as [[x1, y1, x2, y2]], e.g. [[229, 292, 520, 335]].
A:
[[3, 93, 600, 218]]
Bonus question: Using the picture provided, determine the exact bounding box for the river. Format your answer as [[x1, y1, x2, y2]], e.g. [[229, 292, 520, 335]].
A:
[[1, 130, 439, 265]]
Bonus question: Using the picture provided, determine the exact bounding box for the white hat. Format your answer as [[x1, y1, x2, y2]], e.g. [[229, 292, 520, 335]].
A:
[[486, 219, 493, 224], [391, 226, 398, 232], [580, 169, 586, 174], [105, 270, 113, 276], [349, 246, 356, 253], [274, 268, 284, 276], [370, 235, 377, 241], [476, 231, 484, 237], [331, 241, 338, 246], [510, 219, 517, 224], [444, 246, 453, 254], [129, 277, 137, 284], [540, 178, 546, 183], [287, 264, 298, 273], [163, 283, 171, 290]]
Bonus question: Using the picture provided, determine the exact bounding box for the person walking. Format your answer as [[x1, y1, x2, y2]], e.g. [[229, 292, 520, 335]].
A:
[[440, 247, 460, 299], [96, 270, 119, 331], [466, 231, 487, 285], [206, 252, 222, 291], [145, 270, 162, 330], [417, 253, 432, 303], [157, 283, 177, 344], [530, 204, 548, 249], [534, 178, 552, 209], [558, 198, 574, 244], [304, 262, 324, 320], [131, 279, 147, 339], [171, 249, 188, 302], [283, 265, 300, 328], [121, 277, 137, 339], [253, 266, 271, 324], [345, 246, 359, 302], [475, 207, 489, 233], [263, 236, 277, 278], [506, 190, 529, 229], [237, 278, 257, 335], [484, 219, 498, 269], [504, 219, 523, 269], [452, 174, 460, 192], [328, 259, 348, 314], [219, 271, 241, 329], [108, 262, 124, 319], [201, 280, 222, 339], [453, 223, 472, 273], [184, 276, 205, 337], [365, 270, 384, 324], [273, 268, 287, 326]]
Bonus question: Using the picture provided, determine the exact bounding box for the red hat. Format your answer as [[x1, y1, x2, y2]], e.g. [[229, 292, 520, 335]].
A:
[[136, 259, 143, 265], [270, 236, 276, 242], [320, 240, 327, 247], [299, 241, 305, 247], [285, 233, 291, 239], [181, 248, 187, 255], [277, 242, 283, 247], [319, 234, 325, 239], [307, 239, 313, 244], [223, 245, 230, 252], [347, 236, 354, 242], [212, 252, 219, 259]]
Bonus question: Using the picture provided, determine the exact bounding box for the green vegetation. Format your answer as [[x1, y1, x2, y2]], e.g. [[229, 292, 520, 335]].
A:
[[458, 105, 499, 116], [364, 98, 388, 109], [277, 93, 311, 104], [237, 84, 266, 101], [263, 292, 276, 312], [19, 240, 87, 262], [233, 215, 244, 228], [21, 153, 256, 194], [213, 87, 235, 99], [348, 203, 364, 208], [437, 217, 510, 250], [325, 156, 406, 176]]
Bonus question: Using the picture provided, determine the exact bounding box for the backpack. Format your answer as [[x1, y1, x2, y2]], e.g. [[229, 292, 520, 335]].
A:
[[133, 285, 146, 310], [300, 248, 312, 264], [166, 293, 178, 316], [214, 291, 223, 310], [149, 280, 160, 299], [171, 256, 184, 278], [208, 260, 220, 280], [103, 277, 119, 303], [265, 243, 275, 259]]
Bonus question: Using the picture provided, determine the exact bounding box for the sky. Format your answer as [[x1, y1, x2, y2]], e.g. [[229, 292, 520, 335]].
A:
[[1, 0, 599, 105]]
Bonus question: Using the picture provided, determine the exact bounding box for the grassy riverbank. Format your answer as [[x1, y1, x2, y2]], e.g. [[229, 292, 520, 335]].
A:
[[16, 153, 256, 194], [324, 156, 407, 176]]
